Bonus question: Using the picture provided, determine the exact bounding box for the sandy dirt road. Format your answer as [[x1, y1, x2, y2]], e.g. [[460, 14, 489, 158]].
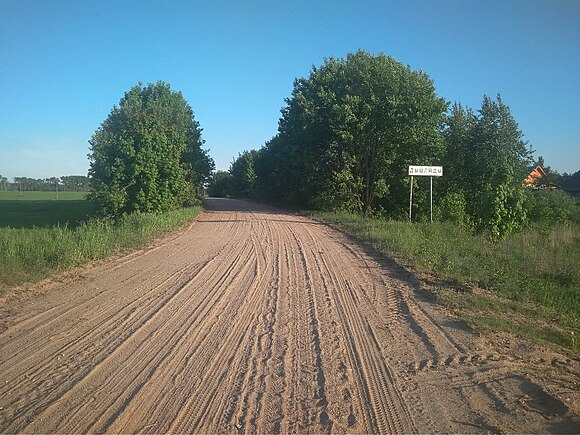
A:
[[0, 198, 578, 433]]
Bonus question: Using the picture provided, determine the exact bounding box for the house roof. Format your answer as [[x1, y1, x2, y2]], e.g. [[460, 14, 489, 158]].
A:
[[523, 165, 547, 186]]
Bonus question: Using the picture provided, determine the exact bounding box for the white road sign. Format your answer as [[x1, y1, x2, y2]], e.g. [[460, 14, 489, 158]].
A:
[[408, 165, 443, 176]]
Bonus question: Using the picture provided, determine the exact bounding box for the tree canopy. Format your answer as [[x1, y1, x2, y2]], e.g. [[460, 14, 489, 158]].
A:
[[229, 150, 259, 198], [441, 95, 533, 238], [250, 50, 448, 214], [88, 81, 213, 216]]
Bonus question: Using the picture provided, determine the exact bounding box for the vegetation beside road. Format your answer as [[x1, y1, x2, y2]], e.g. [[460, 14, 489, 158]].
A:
[[88, 81, 213, 217], [0, 193, 201, 292], [311, 211, 580, 354], [1, 82, 213, 293]]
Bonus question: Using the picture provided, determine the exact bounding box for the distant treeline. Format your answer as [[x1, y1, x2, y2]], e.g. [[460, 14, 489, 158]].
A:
[[0, 175, 90, 192], [559, 171, 580, 198]]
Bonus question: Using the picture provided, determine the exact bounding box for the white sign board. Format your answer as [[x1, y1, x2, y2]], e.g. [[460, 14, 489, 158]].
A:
[[408, 165, 443, 177]]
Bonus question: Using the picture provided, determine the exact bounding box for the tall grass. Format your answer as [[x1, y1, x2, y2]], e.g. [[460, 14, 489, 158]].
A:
[[311, 212, 580, 336], [0, 207, 202, 291]]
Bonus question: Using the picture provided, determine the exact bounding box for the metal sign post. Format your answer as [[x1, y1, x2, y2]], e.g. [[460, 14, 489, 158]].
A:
[[430, 176, 433, 223], [408, 166, 443, 223], [409, 175, 414, 223]]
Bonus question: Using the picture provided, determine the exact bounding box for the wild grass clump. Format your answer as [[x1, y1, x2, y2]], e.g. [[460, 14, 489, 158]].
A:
[[312, 211, 580, 352], [492, 224, 579, 319], [0, 207, 201, 291]]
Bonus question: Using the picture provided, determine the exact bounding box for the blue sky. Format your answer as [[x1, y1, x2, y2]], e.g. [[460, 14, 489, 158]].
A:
[[0, 0, 579, 180]]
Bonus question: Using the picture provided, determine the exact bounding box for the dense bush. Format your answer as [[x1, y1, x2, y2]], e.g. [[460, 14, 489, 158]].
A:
[[526, 189, 579, 225], [207, 171, 233, 197], [435, 192, 473, 230], [88, 81, 213, 217], [441, 98, 532, 239], [225, 51, 541, 239], [229, 150, 258, 198]]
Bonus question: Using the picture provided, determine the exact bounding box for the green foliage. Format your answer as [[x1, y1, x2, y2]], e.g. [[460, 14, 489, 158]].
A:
[[253, 135, 305, 206], [442, 96, 533, 239], [229, 150, 258, 198], [224, 51, 577, 239], [207, 170, 233, 197], [255, 50, 447, 213], [526, 189, 580, 225], [243, 52, 549, 238], [60, 176, 90, 191], [434, 192, 473, 230], [312, 163, 364, 211], [481, 183, 528, 239], [88, 81, 213, 217], [559, 169, 580, 200], [232, 50, 556, 241], [440, 103, 474, 195], [1, 176, 89, 192]]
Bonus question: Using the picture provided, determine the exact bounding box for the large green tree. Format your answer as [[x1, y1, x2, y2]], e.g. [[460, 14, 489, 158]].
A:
[[440, 103, 476, 196], [229, 149, 259, 198], [88, 82, 213, 216], [442, 95, 533, 238], [271, 50, 447, 213]]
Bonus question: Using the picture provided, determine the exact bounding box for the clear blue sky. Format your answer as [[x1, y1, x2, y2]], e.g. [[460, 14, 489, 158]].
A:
[[1, 0, 579, 180]]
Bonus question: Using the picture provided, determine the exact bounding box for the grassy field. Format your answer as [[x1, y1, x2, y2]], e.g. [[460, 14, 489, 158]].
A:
[[0, 191, 95, 228], [311, 211, 580, 354], [0, 191, 87, 200], [0, 191, 202, 292]]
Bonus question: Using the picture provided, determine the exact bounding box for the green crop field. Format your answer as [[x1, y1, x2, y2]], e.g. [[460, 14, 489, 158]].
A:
[[0, 191, 95, 228], [0, 191, 87, 200]]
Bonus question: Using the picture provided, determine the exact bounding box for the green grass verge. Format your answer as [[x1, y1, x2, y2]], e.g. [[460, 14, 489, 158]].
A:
[[0, 191, 95, 228], [0, 206, 202, 292], [310, 211, 580, 354]]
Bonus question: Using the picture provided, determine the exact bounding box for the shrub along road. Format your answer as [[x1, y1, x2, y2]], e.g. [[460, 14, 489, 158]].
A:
[[0, 198, 577, 432]]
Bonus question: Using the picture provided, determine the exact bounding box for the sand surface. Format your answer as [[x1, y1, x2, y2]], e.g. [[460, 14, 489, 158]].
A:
[[0, 198, 577, 433]]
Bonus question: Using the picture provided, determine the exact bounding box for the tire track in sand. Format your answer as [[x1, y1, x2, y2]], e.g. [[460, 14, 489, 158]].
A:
[[0, 198, 574, 433]]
